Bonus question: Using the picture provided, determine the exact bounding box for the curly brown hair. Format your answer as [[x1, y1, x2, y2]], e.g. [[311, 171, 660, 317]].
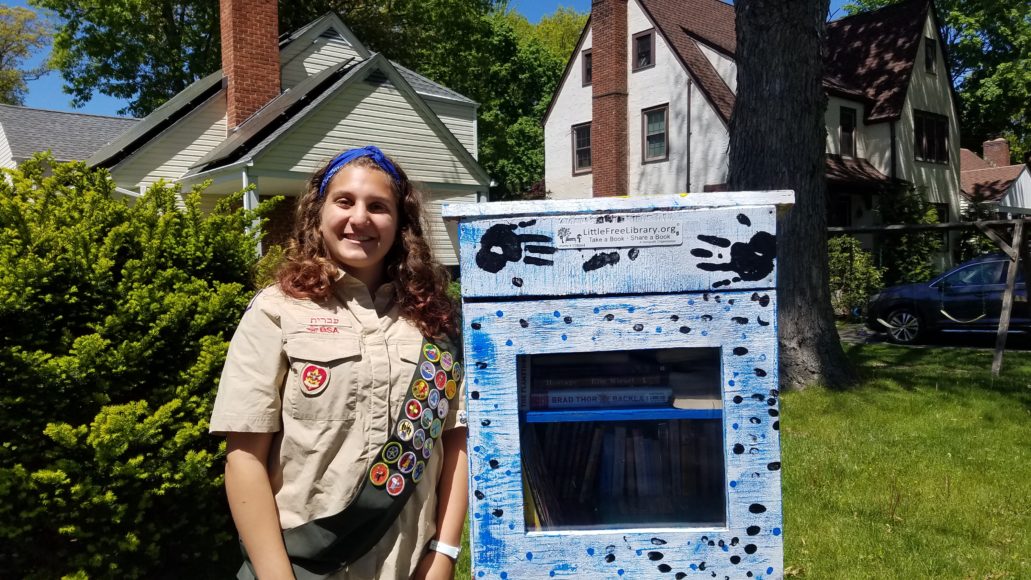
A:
[[277, 153, 458, 339]]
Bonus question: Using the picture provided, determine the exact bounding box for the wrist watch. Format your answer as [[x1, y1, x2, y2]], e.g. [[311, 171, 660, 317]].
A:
[[428, 539, 461, 561]]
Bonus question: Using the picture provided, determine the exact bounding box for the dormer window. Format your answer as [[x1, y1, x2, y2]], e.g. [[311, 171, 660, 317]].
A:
[[925, 37, 937, 73], [840, 107, 856, 158], [915, 110, 949, 164], [633, 30, 655, 71], [582, 49, 592, 86]]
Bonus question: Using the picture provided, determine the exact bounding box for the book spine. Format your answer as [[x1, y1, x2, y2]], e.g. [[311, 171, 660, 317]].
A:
[[534, 387, 673, 409], [534, 373, 667, 389]]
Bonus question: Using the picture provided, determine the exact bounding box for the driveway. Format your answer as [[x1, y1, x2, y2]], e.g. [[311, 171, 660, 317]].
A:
[[838, 322, 1031, 351]]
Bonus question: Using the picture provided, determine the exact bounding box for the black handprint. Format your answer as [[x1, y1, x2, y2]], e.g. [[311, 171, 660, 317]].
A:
[[692, 215, 776, 287], [475, 220, 557, 273]]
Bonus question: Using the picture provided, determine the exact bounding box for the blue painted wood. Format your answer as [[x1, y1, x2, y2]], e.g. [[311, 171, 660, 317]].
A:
[[523, 407, 722, 423]]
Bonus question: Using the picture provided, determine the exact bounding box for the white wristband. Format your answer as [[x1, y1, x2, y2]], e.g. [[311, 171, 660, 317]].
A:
[[428, 539, 461, 561]]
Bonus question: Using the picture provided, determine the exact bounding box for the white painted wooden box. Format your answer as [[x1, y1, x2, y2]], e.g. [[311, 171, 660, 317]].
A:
[[443, 192, 792, 580]]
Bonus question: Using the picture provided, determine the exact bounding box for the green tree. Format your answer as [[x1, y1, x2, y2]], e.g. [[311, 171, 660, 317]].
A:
[[845, 0, 1031, 161], [0, 5, 50, 105], [827, 235, 885, 318], [527, 7, 589, 63], [0, 154, 275, 577], [876, 184, 944, 284]]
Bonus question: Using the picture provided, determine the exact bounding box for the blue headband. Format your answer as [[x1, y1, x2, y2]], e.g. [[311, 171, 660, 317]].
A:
[[318, 145, 401, 197]]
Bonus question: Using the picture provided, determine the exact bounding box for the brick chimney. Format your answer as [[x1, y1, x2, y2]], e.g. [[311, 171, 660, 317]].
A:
[[591, 0, 629, 197], [220, 0, 281, 131], [983, 138, 1011, 168]]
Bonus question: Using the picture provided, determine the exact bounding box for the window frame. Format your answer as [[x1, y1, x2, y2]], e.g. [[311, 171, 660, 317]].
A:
[[924, 36, 937, 74], [839, 106, 857, 158], [914, 110, 949, 165], [641, 104, 670, 163], [571, 122, 592, 175], [632, 30, 655, 71], [582, 49, 592, 86]]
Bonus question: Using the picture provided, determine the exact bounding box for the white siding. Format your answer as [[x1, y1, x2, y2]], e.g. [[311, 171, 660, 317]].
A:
[[423, 188, 477, 266], [688, 80, 730, 191], [426, 98, 478, 159], [256, 78, 482, 186], [0, 125, 15, 169], [281, 35, 363, 90], [697, 42, 737, 94], [544, 29, 594, 199], [109, 93, 228, 189], [998, 169, 1031, 215]]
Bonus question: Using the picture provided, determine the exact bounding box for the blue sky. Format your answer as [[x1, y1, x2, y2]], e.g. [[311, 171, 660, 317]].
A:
[[17, 0, 849, 118]]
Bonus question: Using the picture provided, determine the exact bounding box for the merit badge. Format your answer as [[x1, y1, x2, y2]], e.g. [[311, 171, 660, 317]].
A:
[[412, 379, 430, 401], [427, 388, 440, 409], [423, 343, 441, 363], [383, 441, 402, 464], [430, 418, 442, 439], [405, 399, 423, 420], [440, 351, 454, 371], [386, 473, 405, 497], [445, 379, 457, 400], [398, 451, 416, 474], [434, 370, 447, 390], [421, 408, 434, 429], [369, 462, 389, 487], [422, 438, 434, 459], [412, 460, 426, 483], [420, 361, 436, 381], [437, 398, 450, 419], [452, 361, 463, 383], [300, 364, 330, 396], [412, 429, 426, 450], [396, 419, 415, 441]]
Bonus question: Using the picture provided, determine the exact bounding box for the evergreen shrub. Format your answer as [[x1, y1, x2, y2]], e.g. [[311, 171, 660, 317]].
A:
[[877, 184, 943, 285], [827, 236, 884, 319]]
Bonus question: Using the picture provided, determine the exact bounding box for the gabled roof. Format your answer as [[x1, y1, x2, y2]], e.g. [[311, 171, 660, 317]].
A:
[[960, 148, 992, 171], [825, 154, 895, 194], [961, 165, 1025, 202], [825, 0, 929, 122], [0, 105, 138, 163]]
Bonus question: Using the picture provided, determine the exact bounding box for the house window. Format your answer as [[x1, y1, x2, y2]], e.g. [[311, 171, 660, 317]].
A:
[[925, 37, 937, 73], [572, 122, 591, 174], [642, 105, 669, 162], [840, 107, 856, 158], [633, 30, 654, 70], [582, 50, 592, 86], [914, 110, 949, 164]]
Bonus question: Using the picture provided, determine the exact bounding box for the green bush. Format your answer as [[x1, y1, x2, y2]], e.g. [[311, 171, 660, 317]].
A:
[[957, 196, 998, 261], [0, 155, 273, 578], [876, 184, 943, 285], [828, 236, 884, 319]]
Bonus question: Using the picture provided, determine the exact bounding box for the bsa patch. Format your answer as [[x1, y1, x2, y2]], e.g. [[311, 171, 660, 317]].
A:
[[440, 351, 454, 371], [412, 429, 426, 450], [369, 462, 389, 487], [420, 362, 436, 381], [405, 399, 423, 421], [434, 370, 447, 390], [437, 398, 450, 419], [383, 442, 402, 464], [412, 460, 426, 483], [452, 361, 464, 383], [423, 343, 441, 363], [445, 379, 458, 400], [398, 451, 416, 474], [412, 379, 430, 401], [421, 408, 434, 429], [427, 388, 440, 409], [300, 364, 330, 396], [430, 418, 442, 439], [422, 438, 434, 459], [396, 419, 415, 441], [386, 473, 405, 497]]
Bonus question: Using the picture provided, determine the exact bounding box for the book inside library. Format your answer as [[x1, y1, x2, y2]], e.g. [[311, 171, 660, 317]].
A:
[[518, 347, 726, 531]]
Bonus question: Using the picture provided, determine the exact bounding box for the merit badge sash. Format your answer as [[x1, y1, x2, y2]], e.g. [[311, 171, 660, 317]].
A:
[[238, 337, 464, 580]]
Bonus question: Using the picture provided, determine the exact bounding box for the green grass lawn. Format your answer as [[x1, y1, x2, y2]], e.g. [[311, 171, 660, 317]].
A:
[[456, 343, 1031, 579]]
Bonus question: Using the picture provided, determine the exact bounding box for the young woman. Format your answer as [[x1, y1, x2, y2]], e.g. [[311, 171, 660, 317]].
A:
[[210, 146, 468, 580]]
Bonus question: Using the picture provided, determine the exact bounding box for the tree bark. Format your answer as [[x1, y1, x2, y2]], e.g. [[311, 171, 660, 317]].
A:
[[729, 0, 856, 389]]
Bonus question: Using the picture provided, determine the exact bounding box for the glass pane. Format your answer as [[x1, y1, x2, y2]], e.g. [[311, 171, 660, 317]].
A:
[[576, 149, 591, 170], [637, 35, 651, 67], [519, 348, 725, 531], [646, 110, 664, 135], [647, 134, 665, 159]]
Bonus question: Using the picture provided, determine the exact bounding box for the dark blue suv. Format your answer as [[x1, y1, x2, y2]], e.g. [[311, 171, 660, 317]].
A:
[[865, 254, 1029, 344]]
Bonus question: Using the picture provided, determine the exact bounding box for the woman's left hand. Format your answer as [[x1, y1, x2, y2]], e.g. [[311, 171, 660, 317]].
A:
[[413, 550, 455, 580]]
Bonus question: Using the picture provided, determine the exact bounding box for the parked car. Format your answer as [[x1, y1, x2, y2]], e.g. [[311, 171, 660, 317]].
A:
[[865, 254, 1029, 344]]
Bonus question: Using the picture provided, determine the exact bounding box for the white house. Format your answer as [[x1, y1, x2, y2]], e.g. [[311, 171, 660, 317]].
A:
[[960, 139, 1031, 217], [543, 0, 961, 234], [0, 105, 137, 169], [86, 0, 488, 265]]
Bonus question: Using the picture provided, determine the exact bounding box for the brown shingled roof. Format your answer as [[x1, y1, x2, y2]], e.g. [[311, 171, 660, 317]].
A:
[[825, 0, 929, 122], [961, 165, 1024, 202], [826, 154, 894, 194], [960, 148, 992, 171]]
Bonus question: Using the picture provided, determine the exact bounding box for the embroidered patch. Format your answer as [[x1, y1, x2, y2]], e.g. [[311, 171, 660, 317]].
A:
[[300, 364, 330, 396], [369, 462, 389, 486], [420, 361, 436, 381], [412, 429, 426, 450], [434, 370, 448, 390], [398, 451, 416, 474], [427, 388, 440, 409], [383, 442, 402, 464], [430, 418, 442, 439], [437, 398, 450, 419], [445, 379, 458, 400], [386, 473, 405, 497], [452, 361, 463, 383], [422, 438, 434, 459], [396, 419, 415, 441], [412, 379, 430, 401], [421, 408, 434, 429], [405, 399, 423, 420], [440, 351, 454, 371], [423, 343, 441, 363], [412, 460, 426, 483]]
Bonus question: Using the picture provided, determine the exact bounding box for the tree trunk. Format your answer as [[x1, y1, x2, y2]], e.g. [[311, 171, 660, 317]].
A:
[[729, 0, 856, 390]]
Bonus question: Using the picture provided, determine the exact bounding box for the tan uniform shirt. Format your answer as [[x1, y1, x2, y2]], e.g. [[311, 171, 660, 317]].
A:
[[210, 275, 465, 579]]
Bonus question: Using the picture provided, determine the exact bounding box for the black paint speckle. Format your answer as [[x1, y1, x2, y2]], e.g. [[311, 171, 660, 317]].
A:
[[651, 538, 667, 545], [519, 319, 529, 328], [670, 315, 679, 322], [730, 537, 739, 546], [476, 361, 489, 369], [512, 277, 523, 287], [658, 564, 672, 573], [563, 316, 573, 324], [748, 503, 767, 514], [471, 322, 482, 330], [492, 508, 504, 517], [489, 459, 500, 469], [730, 556, 741, 565], [679, 326, 691, 334], [605, 313, 615, 321], [481, 419, 491, 426], [628, 248, 640, 260], [746, 525, 761, 536], [757, 316, 770, 326], [697, 234, 731, 248], [648, 552, 664, 561], [755, 368, 767, 377], [733, 395, 743, 404], [701, 315, 714, 322], [749, 417, 761, 424], [471, 391, 480, 400], [769, 409, 779, 417], [767, 398, 777, 406], [675, 573, 687, 580], [773, 421, 780, 430], [583, 251, 620, 272], [633, 324, 644, 332], [732, 317, 749, 325], [751, 394, 765, 401], [604, 554, 616, 563], [733, 347, 749, 356], [768, 461, 781, 471], [733, 444, 745, 455], [474, 490, 485, 500], [737, 214, 751, 226]]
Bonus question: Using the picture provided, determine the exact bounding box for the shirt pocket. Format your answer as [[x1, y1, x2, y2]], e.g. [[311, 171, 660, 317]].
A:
[[283, 335, 362, 422]]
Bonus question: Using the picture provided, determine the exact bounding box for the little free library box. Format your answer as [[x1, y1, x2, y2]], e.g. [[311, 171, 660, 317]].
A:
[[443, 192, 793, 579]]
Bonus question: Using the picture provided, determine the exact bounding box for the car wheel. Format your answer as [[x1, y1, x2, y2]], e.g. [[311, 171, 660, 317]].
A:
[[885, 308, 922, 344]]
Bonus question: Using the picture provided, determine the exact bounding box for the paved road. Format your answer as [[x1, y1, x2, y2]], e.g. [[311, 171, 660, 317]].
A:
[[838, 322, 1031, 351]]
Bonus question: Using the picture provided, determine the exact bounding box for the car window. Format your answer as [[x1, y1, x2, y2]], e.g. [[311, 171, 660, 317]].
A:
[[942, 262, 1005, 286]]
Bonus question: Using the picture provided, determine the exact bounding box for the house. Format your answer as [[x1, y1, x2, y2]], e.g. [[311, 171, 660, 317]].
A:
[[543, 0, 961, 234], [86, 0, 488, 265], [0, 105, 137, 168], [960, 138, 1031, 218]]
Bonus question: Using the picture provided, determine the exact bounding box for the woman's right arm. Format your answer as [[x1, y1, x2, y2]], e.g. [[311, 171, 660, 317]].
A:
[[225, 432, 295, 580]]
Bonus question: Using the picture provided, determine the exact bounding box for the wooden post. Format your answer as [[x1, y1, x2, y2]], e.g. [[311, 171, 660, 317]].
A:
[[992, 221, 1023, 376]]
